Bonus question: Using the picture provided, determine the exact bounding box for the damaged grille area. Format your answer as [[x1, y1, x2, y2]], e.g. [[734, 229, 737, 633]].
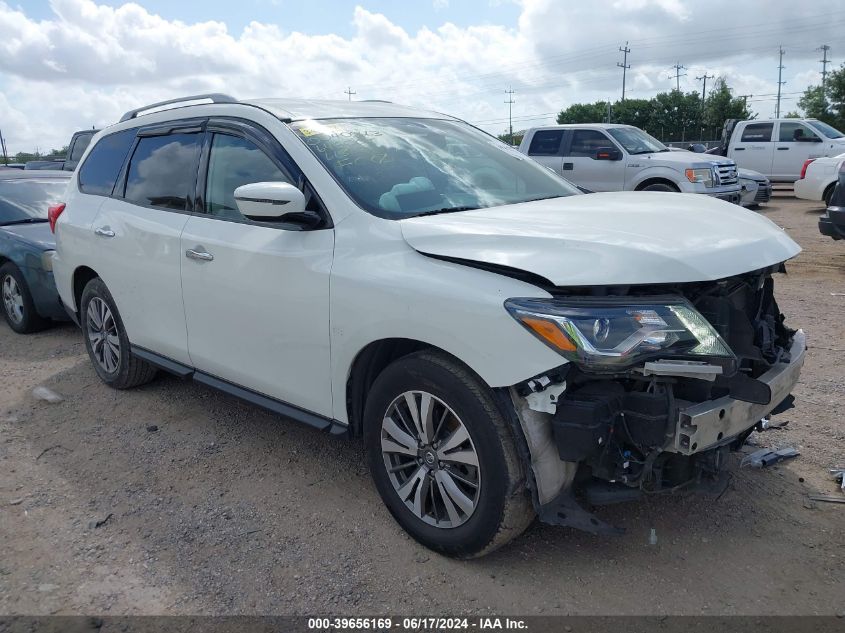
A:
[[535, 265, 797, 495]]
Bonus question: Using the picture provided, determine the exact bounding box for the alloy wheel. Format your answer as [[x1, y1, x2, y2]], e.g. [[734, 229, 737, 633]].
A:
[[2, 275, 24, 325], [86, 297, 121, 373], [380, 390, 481, 528]]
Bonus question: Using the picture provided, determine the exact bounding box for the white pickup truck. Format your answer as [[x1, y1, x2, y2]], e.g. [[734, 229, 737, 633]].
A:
[[518, 124, 742, 203], [710, 118, 845, 182]]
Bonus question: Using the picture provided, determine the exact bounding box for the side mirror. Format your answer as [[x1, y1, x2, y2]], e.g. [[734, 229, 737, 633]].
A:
[[234, 181, 306, 219], [688, 143, 707, 153], [594, 147, 622, 161]]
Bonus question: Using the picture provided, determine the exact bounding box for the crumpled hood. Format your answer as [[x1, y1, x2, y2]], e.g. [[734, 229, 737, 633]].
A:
[[399, 192, 801, 286]]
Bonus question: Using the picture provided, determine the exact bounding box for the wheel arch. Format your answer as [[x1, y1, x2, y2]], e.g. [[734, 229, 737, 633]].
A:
[[635, 176, 680, 191], [71, 265, 100, 317], [823, 181, 837, 206], [346, 338, 476, 437]]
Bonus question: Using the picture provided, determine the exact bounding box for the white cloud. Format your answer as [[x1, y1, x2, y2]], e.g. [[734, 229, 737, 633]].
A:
[[0, 0, 842, 152]]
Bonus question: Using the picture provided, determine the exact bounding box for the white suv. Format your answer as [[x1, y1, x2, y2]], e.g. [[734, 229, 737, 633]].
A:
[[52, 94, 805, 557]]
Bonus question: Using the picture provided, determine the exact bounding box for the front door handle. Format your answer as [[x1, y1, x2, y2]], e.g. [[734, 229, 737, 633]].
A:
[[776, 147, 789, 150], [94, 226, 115, 238], [185, 248, 214, 262]]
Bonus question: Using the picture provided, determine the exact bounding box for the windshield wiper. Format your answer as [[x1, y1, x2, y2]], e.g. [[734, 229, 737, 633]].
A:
[[413, 206, 480, 217], [525, 195, 566, 202], [0, 218, 48, 226]]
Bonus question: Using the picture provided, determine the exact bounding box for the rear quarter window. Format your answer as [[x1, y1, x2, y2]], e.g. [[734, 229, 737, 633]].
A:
[[78, 129, 137, 196]]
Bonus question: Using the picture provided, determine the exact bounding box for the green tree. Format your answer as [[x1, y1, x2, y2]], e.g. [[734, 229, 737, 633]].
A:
[[783, 111, 802, 119], [646, 90, 702, 142], [797, 86, 827, 120], [824, 62, 845, 130], [703, 78, 753, 139], [556, 101, 609, 124], [609, 98, 652, 129]]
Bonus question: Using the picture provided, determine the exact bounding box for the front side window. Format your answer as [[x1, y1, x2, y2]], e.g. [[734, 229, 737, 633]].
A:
[[78, 129, 136, 196], [527, 130, 564, 155], [568, 130, 615, 157], [778, 122, 819, 143], [740, 123, 773, 142], [292, 118, 579, 219], [124, 133, 201, 211], [205, 134, 289, 220], [0, 178, 68, 225], [606, 127, 666, 155]]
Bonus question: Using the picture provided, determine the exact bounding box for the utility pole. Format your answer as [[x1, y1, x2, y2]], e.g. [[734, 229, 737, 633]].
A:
[[819, 44, 831, 92], [776, 46, 786, 119], [738, 94, 753, 109], [669, 63, 686, 91], [344, 86, 356, 101], [504, 88, 516, 146], [0, 128, 7, 165], [617, 41, 631, 101], [696, 73, 714, 141]]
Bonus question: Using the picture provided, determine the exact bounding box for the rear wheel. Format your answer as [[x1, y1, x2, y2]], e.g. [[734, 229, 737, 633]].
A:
[[0, 262, 49, 334], [364, 350, 534, 558], [823, 183, 835, 207], [80, 277, 157, 389]]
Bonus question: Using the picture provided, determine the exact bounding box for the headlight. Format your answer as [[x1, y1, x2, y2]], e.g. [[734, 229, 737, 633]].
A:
[[685, 168, 714, 187], [505, 297, 735, 371], [41, 250, 56, 272]]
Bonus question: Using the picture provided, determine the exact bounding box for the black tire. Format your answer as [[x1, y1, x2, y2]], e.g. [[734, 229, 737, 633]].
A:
[[364, 350, 534, 558], [0, 262, 50, 334], [823, 183, 835, 208], [80, 277, 157, 389], [640, 182, 679, 192]]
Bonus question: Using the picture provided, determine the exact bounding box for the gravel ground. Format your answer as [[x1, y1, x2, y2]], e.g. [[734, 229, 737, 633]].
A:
[[1, 192, 843, 616]]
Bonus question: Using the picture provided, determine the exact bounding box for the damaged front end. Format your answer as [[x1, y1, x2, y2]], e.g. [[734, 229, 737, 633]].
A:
[[504, 265, 806, 535]]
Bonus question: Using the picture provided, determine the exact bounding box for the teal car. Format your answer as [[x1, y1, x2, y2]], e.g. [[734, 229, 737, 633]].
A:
[[0, 169, 71, 333]]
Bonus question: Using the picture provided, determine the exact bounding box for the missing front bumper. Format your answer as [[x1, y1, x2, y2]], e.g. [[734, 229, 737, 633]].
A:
[[672, 329, 805, 455]]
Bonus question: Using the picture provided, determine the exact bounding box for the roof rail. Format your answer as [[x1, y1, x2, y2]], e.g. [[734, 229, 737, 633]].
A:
[[119, 93, 237, 123], [361, 99, 393, 103]]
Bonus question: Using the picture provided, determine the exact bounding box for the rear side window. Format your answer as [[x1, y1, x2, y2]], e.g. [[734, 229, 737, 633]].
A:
[[70, 132, 94, 161], [124, 133, 201, 211], [740, 123, 773, 142], [528, 130, 564, 155], [78, 129, 136, 196]]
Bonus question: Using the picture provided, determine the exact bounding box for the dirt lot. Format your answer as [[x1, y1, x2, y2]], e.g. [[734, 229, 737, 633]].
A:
[[1, 193, 843, 616]]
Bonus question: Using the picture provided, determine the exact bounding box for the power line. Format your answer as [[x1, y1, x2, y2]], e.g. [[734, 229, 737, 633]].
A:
[[344, 86, 356, 101], [617, 41, 631, 101], [776, 46, 786, 118], [669, 63, 686, 91], [504, 87, 516, 145], [819, 44, 831, 92]]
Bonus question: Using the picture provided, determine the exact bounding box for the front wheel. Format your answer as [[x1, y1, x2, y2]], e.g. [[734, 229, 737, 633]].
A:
[[364, 351, 534, 558], [640, 182, 679, 192], [80, 277, 157, 389]]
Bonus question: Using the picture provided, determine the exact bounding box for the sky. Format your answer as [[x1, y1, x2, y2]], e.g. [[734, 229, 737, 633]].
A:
[[1, 0, 843, 154]]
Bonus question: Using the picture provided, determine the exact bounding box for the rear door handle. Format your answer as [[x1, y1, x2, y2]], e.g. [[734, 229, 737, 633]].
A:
[[185, 248, 214, 262], [777, 147, 789, 150], [734, 147, 745, 151], [94, 226, 115, 238]]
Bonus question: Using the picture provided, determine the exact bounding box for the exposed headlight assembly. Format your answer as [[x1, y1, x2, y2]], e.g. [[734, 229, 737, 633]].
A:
[[505, 297, 735, 371], [685, 167, 714, 187]]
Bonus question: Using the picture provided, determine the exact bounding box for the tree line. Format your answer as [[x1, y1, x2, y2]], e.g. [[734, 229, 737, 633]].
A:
[[500, 65, 845, 145]]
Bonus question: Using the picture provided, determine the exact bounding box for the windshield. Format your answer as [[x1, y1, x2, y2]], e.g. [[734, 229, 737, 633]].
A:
[[607, 127, 667, 155], [806, 120, 844, 139], [0, 178, 67, 225], [291, 117, 579, 219]]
